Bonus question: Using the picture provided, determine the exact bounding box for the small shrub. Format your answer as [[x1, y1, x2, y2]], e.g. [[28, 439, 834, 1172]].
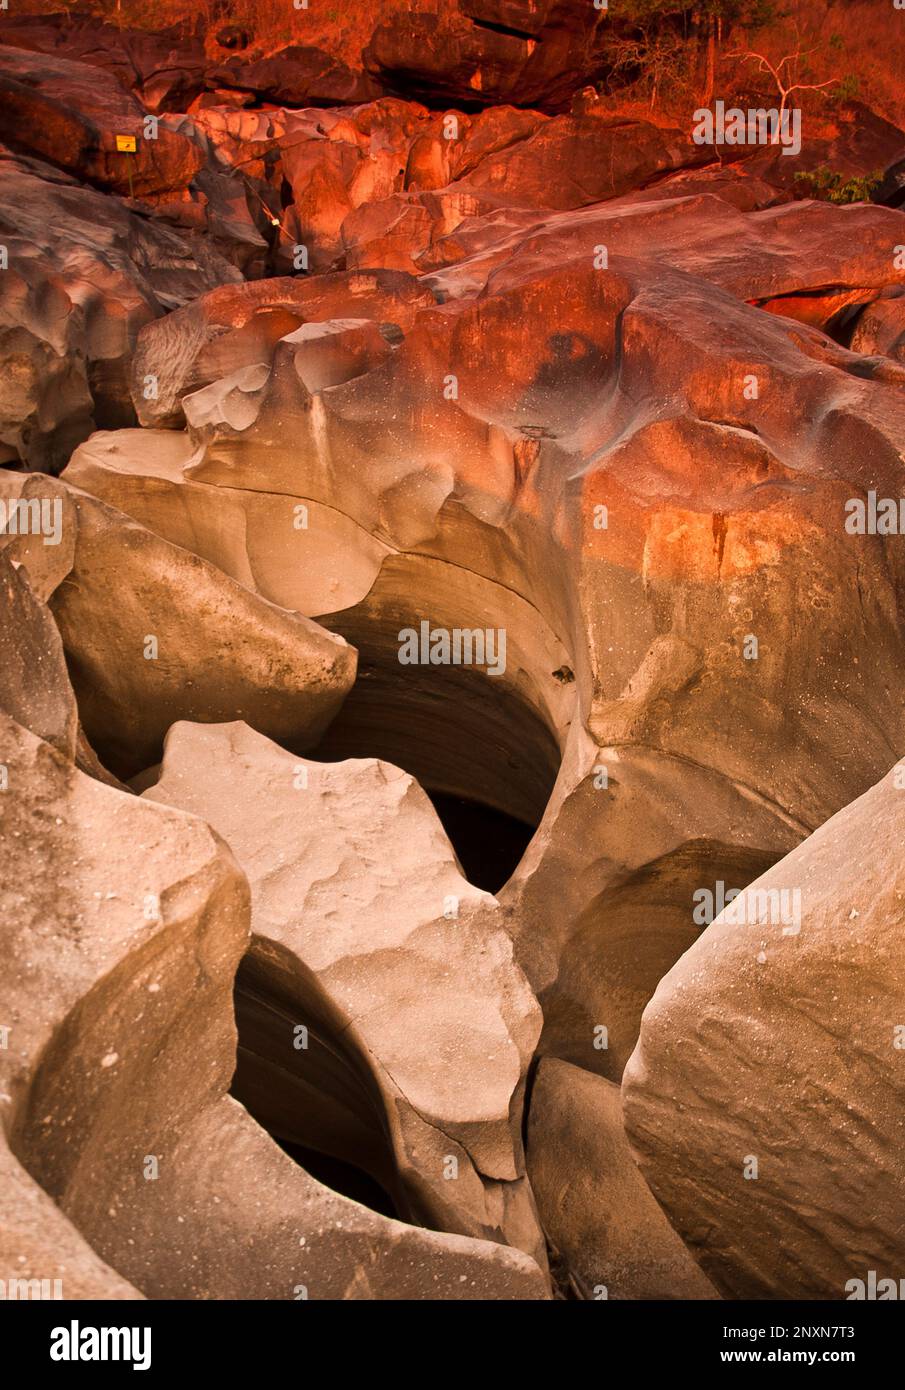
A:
[[793, 165, 883, 205]]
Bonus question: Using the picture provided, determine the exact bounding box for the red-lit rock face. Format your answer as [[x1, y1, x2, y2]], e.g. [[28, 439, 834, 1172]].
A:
[[70, 223, 905, 1091], [0, 152, 243, 471], [0, 44, 205, 197], [2, 1, 905, 1310], [364, 1, 610, 112]]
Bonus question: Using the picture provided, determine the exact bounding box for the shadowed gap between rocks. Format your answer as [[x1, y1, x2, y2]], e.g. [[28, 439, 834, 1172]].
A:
[[62, 556, 569, 1221], [468, 17, 542, 42], [426, 791, 536, 894], [229, 955, 411, 1224], [315, 677, 554, 895], [274, 1139, 398, 1220], [310, 600, 567, 897], [226, 582, 570, 1215], [538, 837, 785, 1081]]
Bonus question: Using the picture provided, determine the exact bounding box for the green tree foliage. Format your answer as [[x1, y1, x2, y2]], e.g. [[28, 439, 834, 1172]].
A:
[[793, 166, 883, 204]]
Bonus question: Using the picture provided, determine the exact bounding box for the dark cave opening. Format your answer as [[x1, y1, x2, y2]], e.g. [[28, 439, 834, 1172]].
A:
[[309, 580, 569, 896], [224, 562, 574, 1217], [274, 1136, 399, 1220], [309, 651, 560, 895], [309, 649, 562, 830], [229, 960, 414, 1224], [426, 790, 537, 894]]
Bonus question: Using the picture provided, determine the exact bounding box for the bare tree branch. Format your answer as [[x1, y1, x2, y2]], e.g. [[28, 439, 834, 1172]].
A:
[[729, 47, 838, 103]]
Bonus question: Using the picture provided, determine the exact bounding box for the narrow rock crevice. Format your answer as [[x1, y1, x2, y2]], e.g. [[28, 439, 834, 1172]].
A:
[[311, 560, 573, 833], [427, 791, 536, 894], [230, 958, 413, 1223]]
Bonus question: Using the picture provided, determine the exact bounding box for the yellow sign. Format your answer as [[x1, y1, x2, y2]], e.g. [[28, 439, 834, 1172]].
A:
[[115, 135, 137, 153]]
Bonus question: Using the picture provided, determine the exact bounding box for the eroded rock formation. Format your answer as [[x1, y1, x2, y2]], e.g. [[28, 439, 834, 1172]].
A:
[[3, 0, 905, 1307], [0, 713, 548, 1300], [64, 218, 905, 1087], [527, 1059, 717, 1300], [623, 762, 905, 1300], [0, 150, 242, 470], [44, 479, 357, 779], [144, 719, 545, 1263], [363, 2, 611, 112]]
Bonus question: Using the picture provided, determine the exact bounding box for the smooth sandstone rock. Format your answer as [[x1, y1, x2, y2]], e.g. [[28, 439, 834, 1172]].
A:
[[422, 194, 905, 314], [0, 44, 204, 199], [623, 762, 905, 1299], [0, 1145, 143, 1302], [0, 710, 246, 1296], [211, 43, 381, 108], [0, 12, 208, 113], [850, 289, 905, 362], [0, 471, 129, 789], [527, 1059, 717, 1300], [0, 551, 77, 760], [1, 713, 548, 1300], [119, 1094, 550, 1300], [129, 269, 433, 427], [144, 718, 546, 1264], [364, 3, 610, 112], [47, 484, 357, 778], [64, 429, 391, 617], [0, 472, 75, 601]]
